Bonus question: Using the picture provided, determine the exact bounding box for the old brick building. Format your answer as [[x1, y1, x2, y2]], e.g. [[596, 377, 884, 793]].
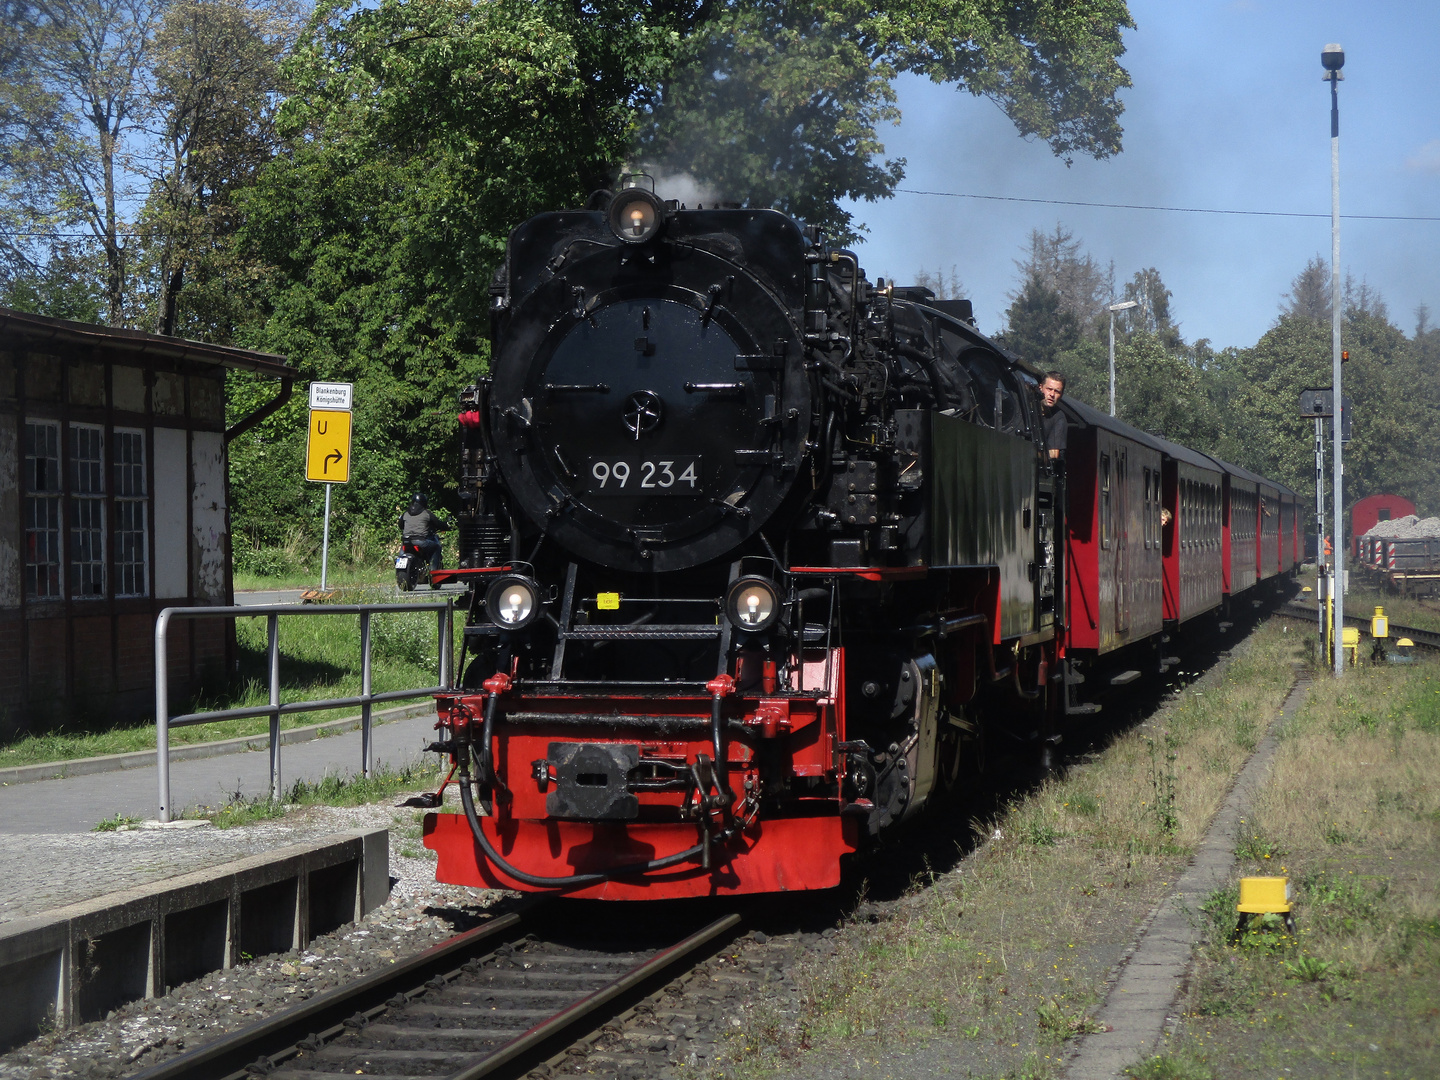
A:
[[0, 308, 294, 734]]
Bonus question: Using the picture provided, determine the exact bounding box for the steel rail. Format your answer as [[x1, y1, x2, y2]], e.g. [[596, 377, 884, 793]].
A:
[[448, 913, 743, 1080], [129, 913, 526, 1080], [129, 908, 743, 1080], [1279, 601, 1440, 651]]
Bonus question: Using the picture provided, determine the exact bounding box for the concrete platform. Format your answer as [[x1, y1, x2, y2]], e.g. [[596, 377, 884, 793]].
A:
[[0, 829, 388, 1051]]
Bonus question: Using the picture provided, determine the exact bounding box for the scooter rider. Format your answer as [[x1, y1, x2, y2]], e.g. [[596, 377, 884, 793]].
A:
[[399, 493, 449, 572]]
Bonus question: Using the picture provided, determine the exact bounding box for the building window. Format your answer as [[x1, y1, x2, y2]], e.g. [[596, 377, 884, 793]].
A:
[[113, 428, 148, 597], [24, 419, 63, 598], [69, 423, 106, 597]]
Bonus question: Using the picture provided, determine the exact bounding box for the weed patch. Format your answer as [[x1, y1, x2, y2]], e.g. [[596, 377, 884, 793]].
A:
[[1161, 653, 1440, 1078], [721, 621, 1299, 1080], [186, 760, 434, 829]]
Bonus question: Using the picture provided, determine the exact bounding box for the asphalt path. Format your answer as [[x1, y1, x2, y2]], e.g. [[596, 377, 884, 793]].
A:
[[0, 710, 440, 834]]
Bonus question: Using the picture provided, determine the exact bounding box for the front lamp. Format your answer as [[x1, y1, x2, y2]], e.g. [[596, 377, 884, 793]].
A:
[[607, 189, 665, 244], [485, 575, 540, 630], [725, 576, 781, 633]]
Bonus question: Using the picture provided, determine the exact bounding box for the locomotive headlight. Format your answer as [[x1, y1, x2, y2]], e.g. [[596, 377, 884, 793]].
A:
[[725, 576, 780, 633], [485, 575, 540, 630], [607, 189, 664, 244]]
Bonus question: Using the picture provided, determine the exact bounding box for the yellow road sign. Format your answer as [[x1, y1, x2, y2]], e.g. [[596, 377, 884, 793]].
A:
[[306, 409, 353, 483]]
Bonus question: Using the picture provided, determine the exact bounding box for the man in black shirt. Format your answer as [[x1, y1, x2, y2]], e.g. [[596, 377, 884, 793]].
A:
[[399, 493, 449, 572], [1039, 371, 1067, 461]]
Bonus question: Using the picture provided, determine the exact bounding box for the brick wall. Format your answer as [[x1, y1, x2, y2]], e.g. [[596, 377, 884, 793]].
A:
[[26, 616, 66, 699], [71, 616, 115, 696], [116, 614, 153, 693]]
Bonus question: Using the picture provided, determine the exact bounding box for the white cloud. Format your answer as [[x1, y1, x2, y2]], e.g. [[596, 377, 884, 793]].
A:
[[1405, 139, 1440, 174]]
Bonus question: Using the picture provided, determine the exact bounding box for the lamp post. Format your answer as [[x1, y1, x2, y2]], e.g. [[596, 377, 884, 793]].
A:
[[1323, 42, 1345, 676], [1107, 300, 1138, 417]]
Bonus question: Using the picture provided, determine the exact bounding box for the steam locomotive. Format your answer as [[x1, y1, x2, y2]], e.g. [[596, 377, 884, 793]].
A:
[[420, 180, 1299, 899]]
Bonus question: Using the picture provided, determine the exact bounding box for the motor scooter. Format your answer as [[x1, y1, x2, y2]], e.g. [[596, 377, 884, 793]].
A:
[[395, 539, 439, 591]]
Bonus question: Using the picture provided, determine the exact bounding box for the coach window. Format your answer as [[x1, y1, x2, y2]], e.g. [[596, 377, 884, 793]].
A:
[[1100, 453, 1112, 549], [1142, 468, 1151, 548]]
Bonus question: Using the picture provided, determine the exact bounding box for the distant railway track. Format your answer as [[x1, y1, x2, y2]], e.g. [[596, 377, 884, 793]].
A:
[[1279, 601, 1440, 651], [132, 905, 745, 1080]]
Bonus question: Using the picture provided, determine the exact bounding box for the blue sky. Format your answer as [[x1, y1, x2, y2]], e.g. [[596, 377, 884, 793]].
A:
[[838, 0, 1440, 349]]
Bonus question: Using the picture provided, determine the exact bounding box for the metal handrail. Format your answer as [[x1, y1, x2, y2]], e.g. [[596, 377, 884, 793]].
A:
[[155, 601, 453, 822]]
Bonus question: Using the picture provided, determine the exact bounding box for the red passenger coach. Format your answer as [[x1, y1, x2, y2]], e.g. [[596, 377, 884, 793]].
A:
[[1062, 400, 1163, 655], [1152, 437, 1224, 625]]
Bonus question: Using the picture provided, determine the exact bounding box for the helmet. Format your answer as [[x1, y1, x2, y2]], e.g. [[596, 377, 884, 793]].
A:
[[408, 493, 427, 513]]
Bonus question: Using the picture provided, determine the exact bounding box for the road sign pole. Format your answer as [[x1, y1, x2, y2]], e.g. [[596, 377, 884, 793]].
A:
[[320, 483, 333, 591]]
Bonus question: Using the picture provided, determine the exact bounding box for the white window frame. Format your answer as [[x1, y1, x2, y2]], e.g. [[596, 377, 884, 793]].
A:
[[112, 427, 149, 598], [69, 422, 107, 599], [24, 419, 64, 599]]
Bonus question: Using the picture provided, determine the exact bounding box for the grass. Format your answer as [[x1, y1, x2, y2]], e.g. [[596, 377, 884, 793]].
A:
[[1158, 653, 1440, 1079], [92, 811, 145, 832], [0, 586, 456, 768], [715, 619, 1302, 1080], [182, 759, 437, 829], [232, 528, 459, 592]]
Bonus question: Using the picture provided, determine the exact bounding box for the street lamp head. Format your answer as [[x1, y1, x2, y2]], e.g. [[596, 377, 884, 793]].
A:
[[1108, 300, 1139, 313], [1321, 43, 1345, 72]]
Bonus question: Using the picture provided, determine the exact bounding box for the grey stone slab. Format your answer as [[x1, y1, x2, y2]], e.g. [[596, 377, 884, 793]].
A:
[[1064, 675, 1310, 1079], [0, 702, 434, 788], [0, 711, 436, 834]]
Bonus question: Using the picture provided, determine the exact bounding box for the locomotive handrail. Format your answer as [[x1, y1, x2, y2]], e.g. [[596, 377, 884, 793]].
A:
[[154, 600, 453, 822]]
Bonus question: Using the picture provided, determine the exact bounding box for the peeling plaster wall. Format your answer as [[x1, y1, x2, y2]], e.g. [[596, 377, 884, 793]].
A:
[[153, 427, 189, 599], [190, 431, 227, 601]]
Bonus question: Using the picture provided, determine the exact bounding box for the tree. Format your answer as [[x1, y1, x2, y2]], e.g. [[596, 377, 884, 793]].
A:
[[1281, 255, 1330, 323], [1113, 329, 1220, 448], [133, 0, 300, 337], [232, 0, 674, 543], [2, 0, 161, 324], [1119, 266, 1181, 349], [1224, 278, 1437, 513], [635, 1, 1134, 239]]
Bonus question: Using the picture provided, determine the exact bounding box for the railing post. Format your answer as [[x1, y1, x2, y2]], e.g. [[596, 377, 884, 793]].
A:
[[360, 610, 373, 778], [155, 609, 172, 823], [268, 612, 281, 800], [439, 601, 453, 690]]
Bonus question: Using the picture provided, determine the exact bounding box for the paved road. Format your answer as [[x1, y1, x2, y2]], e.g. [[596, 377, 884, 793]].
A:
[[234, 585, 469, 606], [236, 588, 305, 605], [0, 711, 441, 834]]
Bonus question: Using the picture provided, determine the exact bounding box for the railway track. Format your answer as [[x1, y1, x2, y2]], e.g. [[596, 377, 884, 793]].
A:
[[132, 904, 745, 1080], [1278, 601, 1440, 651]]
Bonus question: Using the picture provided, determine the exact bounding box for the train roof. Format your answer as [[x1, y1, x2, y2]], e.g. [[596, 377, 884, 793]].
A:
[[1059, 397, 1294, 495], [1058, 397, 1166, 452], [1147, 432, 1223, 473], [1206, 456, 1278, 493]]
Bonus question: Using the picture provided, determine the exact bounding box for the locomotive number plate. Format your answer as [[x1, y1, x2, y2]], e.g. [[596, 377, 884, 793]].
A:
[[585, 456, 703, 495]]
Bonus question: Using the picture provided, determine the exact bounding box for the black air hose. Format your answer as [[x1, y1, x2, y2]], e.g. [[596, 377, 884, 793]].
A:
[[457, 769, 708, 889]]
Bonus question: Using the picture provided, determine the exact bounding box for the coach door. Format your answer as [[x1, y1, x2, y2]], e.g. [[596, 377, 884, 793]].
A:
[[1116, 448, 1130, 632]]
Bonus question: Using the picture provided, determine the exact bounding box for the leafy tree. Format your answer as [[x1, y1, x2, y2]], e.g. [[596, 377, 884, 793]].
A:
[[1223, 280, 1438, 516], [132, 0, 300, 337], [1282, 255, 1331, 323], [1119, 265, 1181, 349], [1113, 328, 1220, 449], [640, 1, 1134, 240], [231, 0, 675, 544], [2, 0, 162, 324]]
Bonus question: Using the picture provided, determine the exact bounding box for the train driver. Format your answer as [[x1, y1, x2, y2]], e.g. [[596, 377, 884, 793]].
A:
[[1039, 371, 1067, 461]]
